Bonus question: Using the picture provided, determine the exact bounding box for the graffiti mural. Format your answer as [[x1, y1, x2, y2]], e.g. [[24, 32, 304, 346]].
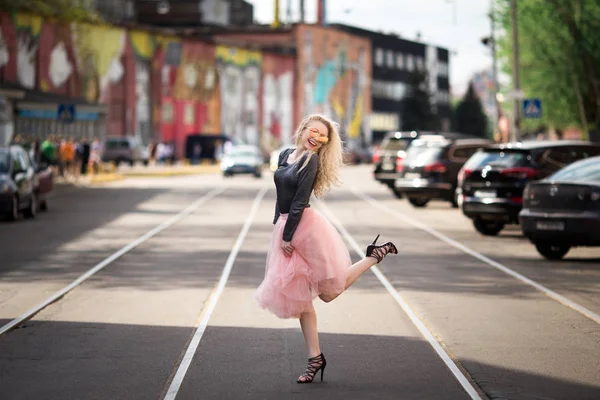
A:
[[261, 53, 294, 152], [216, 45, 262, 145], [296, 25, 371, 147], [72, 22, 127, 103]]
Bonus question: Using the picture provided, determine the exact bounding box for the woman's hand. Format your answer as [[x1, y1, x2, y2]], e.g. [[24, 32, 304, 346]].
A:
[[281, 240, 294, 257]]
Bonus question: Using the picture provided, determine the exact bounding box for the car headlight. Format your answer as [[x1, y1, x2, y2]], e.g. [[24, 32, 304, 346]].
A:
[[0, 183, 11, 193]]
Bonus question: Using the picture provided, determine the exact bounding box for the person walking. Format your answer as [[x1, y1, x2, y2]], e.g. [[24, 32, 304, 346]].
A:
[[254, 114, 398, 384]]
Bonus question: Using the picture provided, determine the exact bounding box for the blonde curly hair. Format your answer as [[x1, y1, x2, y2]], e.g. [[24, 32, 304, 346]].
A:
[[294, 114, 345, 198]]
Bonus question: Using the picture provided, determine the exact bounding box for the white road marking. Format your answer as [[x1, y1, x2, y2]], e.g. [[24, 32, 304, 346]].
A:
[[351, 188, 600, 326], [0, 186, 228, 336], [163, 187, 267, 400], [316, 199, 483, 400]]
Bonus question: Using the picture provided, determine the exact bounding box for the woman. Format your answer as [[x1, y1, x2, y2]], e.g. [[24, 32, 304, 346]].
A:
[[254, 114, 397, 384]]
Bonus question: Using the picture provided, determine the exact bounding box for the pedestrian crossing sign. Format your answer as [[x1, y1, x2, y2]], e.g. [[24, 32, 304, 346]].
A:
[[523, 98, 542, 118], [58, 103, 75, 123]]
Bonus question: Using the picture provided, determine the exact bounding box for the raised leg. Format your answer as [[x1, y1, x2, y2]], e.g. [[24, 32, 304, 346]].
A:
[[319, 256, 377, 303]]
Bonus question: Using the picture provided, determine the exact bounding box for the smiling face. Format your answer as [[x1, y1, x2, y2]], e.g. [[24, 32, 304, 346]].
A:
[[299, 121, 329, 152]]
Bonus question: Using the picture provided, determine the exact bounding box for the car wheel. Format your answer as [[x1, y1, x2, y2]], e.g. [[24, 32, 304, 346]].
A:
[[254, 170, 262, 178], [473, 218, 504, 236], [24, 193, 37, 219], [451, 190, 460, 208], [40, 199, 48, 211], [391, 187, 404, 199], [534, 242, 570, 261], [7, 195, 18, 221], [408, 196, 430, 208], [129, 160, 135, 167]]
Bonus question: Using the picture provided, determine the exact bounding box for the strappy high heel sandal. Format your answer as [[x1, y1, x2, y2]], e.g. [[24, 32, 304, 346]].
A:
[[366, 234, 398, 263], [297, 353, 327, 384]]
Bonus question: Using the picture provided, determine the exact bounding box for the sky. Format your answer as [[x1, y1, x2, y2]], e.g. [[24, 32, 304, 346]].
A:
[[246, 0, 496, 97]]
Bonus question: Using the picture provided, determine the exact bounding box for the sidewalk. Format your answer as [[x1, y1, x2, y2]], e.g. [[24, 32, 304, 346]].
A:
[[55, 163, 222, 185]]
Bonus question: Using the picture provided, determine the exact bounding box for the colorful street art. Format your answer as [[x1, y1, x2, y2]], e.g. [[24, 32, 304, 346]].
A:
[[296, 25, 371, 147], [216, 45, 262, 145], [0, 12, 367, 158], [261, 53, 294, 152]]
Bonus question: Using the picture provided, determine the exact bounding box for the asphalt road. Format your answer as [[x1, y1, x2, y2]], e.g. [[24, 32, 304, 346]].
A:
[[0, 165, 599, 400]]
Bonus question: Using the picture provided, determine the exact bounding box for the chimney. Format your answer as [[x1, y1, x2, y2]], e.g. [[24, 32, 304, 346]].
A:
[[317, 0, 326, 25]]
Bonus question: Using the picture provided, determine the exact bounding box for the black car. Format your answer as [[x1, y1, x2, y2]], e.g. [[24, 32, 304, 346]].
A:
[[0, 145, 38, 221], [520, 156, 600, 260], [394, 136, 492, 207], [373, 131, 419, 196], [459, 141, 600, 236]]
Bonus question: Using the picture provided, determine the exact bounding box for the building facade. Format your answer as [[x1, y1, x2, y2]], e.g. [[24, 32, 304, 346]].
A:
[[332, 24, 451, 143]]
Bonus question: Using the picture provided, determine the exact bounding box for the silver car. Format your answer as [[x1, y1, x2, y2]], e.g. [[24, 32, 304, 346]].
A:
[[221, 145, 263, 178]]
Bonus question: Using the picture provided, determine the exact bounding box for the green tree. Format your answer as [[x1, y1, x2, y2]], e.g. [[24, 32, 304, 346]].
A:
[[453, 82, 489, 138], [401, 71, 439, 131], [495, 0, 600, 139], [0, 0, 99, 22]]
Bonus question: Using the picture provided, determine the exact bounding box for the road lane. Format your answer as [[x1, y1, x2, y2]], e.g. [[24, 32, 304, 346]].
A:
[[0, 186, 260, 400], [174, 190, 472, 400], [328, 173, 600, 399], [344, 166, 600, 316], [0, 183, 224, 324]]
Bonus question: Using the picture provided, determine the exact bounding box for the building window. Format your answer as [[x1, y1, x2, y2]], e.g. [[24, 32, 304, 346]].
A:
[[416, 56, 424, 71], [375, 48, 384, 66], [396, 53, 404, 69], [370, 112, 400, 131], [386, 50, 394, 68], [372, 80, 408, 101], [406, 55, 414, 72], [436, 91, 450, 104], [438, 62, 449, 77]]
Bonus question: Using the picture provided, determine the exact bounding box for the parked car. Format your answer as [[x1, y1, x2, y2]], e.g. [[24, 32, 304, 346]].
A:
[[373, 131, 419, 196], [101, 136, 149, 166], [394, 136, 493, 208], [519, 156, 600, 260], [459, 141, 600, 236], [30, 158, 54, 211], [0, 145, 38, 220], [221, 145, 263, 178]]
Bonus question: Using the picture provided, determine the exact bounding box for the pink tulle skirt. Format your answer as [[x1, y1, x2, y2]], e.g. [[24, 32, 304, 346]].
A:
[[254, 208, 351, 319]]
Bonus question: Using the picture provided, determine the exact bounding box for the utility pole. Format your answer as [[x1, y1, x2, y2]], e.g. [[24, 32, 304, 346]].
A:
[[299, 0, 305, 23], [511, 0, 520, 142], [490, 2, 500, 138], [272, 0, 280, 28]]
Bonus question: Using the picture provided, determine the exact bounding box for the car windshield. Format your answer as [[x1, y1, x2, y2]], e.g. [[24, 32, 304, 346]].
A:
[[381, 137, 411, 151], [548, 157, 600, 182], [0, 151, 9, 173], [230, 149, 258, 158], [404, 143, 444, 165], [463, 150, 529, 170]]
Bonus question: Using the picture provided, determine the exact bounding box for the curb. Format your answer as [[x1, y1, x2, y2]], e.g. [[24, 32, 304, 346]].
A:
[[89, 173, 125, 184], [121, 167, 221, 178]]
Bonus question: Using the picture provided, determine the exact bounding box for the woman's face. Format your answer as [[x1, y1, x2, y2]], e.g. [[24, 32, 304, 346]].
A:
[[300, 121, 329, 152]]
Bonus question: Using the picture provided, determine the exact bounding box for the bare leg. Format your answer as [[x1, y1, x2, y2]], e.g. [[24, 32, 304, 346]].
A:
[[298, 306, 322, 383], [319, 256, 377, 303], [299, 306, 321, 358]]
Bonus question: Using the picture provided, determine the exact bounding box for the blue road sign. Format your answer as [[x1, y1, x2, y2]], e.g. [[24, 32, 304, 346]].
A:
[[57, 104, 75, 123], [523, 98, 542, 118]]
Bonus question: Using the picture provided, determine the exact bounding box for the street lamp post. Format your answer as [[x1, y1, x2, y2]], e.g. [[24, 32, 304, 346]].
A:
[[511, 0, 520, 142]]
